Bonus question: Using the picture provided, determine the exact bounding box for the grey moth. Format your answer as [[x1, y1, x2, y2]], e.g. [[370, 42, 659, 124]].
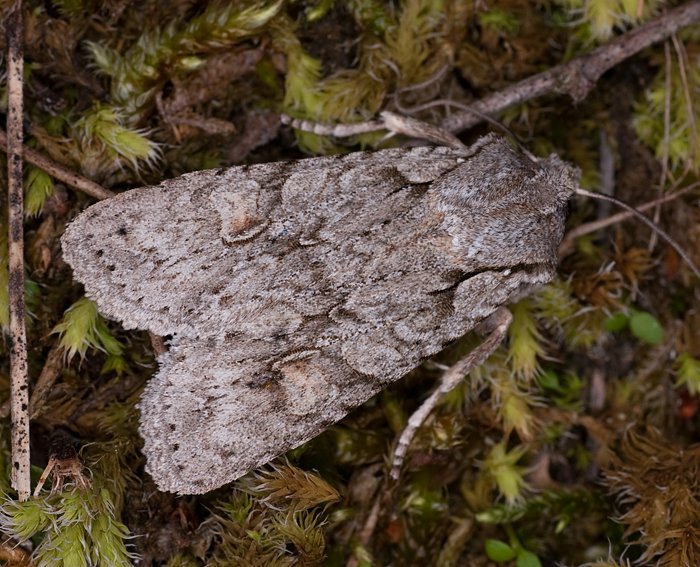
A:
[[61, 133, 579, 494]]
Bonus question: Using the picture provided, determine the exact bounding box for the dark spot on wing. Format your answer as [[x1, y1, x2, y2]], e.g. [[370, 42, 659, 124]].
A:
[[244, 370, 279, 389]]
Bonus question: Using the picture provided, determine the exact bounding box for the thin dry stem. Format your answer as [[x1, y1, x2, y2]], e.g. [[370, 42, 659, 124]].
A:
[[650, 40, 673, 251], [0, 542, 33, 566], [29, 343, 64, 420], [0, 129, 115, 201], [440, 2, 700, 133], [6, 0, 31, 501], [346, 487, 383, 567], [671, 33, 700, 168]]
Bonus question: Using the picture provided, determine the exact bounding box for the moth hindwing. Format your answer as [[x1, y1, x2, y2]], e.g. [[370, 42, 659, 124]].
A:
[[61, 134, 579, 494]]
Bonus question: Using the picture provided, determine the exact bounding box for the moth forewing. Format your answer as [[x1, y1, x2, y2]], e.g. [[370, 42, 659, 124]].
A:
[[61, 135, 579, 494]]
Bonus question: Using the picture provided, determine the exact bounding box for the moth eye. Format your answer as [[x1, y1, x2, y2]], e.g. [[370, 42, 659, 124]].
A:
[[107, 265, 116, 271], [95, 250, 104, 257], [116, 226, 128, 236]]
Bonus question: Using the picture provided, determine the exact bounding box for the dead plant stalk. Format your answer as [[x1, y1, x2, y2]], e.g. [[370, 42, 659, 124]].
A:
[[6, 0, 31, 501]]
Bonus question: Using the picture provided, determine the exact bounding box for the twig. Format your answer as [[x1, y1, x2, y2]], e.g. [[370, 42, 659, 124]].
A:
[[28, 343, 64, 420], [0, 541, 33, 566], [6, 0, 31, 501], [671, 33, 700, 167], [345, 481, 384, 567], [0, 342, 63, 420], [354, 498, 382, 560], [0, 129, 115, 201], [650, 40, 673, 251], [440, 1, 700, 133]]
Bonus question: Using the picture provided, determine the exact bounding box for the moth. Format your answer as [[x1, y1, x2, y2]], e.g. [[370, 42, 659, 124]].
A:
[[61, 128, 580, 494]]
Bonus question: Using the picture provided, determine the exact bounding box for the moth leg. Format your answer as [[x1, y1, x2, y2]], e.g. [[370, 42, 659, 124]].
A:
[[390, 306, 513, 480], [378, 111, 465, 149], [281, 111, 465, 150]]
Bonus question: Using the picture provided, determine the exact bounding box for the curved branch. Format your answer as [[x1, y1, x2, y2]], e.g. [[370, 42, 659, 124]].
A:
[[441, 1, 700, 134]]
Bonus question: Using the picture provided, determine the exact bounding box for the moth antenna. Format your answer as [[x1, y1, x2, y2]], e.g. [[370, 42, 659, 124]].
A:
[[575, 187, 700, 280], [560, 183, 700, 256]]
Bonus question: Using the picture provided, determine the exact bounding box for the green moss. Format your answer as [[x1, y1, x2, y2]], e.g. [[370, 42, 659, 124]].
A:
[[5, 2, 700, 564], [52, 298, 124, 363]]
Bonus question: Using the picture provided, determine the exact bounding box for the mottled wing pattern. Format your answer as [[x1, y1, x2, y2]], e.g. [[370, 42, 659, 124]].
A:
[[62, 147, 463, 338], [61, 136, 579, 493]]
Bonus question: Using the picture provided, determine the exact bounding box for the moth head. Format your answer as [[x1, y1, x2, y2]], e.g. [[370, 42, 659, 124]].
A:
[[434, 136, 580, 213], [533, 154, 580, 212]]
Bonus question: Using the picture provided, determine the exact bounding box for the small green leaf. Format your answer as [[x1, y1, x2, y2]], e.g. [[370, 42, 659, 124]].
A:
[[485, 539, 517, 562], [603, 312, 629, 332], [629, 311, 664, 344], [517, 550, 542, 567]]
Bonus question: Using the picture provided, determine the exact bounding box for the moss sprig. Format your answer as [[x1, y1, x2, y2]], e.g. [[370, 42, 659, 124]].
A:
[[603, 428, 700, 565], [0, 446, 135, 567], [86, 1, 284, 121], [210, 463, 338, 566], [634, 42, 700, 174], [52, 298, 124, 366]]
